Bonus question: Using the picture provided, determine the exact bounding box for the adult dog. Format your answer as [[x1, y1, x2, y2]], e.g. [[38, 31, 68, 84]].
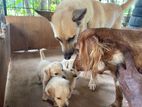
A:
[[73, 28, 142, 107], [36, 0, 134, 59]]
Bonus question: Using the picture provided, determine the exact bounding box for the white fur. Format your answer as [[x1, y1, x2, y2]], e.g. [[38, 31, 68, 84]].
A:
[[61, 59, 75, 71], [109, 50, 124, 65], [88, 72, 97, 91], [97, 61, 105, 71]]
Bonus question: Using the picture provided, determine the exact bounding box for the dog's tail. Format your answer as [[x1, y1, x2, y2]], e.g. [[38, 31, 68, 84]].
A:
[[121, 0, 134, 10], [40, 48, 46, 60]]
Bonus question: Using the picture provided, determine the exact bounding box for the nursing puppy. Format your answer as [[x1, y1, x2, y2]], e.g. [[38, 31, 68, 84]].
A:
[[73, 28, 142, 107], [44, 76, 71, 107], [38, 49, 63, 100], [36, 0, 134, 59]]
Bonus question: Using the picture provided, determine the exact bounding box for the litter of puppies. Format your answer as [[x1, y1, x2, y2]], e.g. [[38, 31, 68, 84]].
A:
[[37, 49, 78, 106]]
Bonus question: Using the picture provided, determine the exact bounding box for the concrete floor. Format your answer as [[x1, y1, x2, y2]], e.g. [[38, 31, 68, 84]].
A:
[[4, 49, 128, 107]]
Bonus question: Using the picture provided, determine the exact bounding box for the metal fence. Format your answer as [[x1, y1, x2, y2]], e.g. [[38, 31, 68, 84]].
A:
[[1, 0, 133, 17], [1, 0, 61, 16]]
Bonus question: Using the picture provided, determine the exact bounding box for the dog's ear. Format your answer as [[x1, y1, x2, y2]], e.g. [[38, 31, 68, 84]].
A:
[[72, 8, 87, 25], [35, 10, 54, 21], [47, 87, 55, 97]]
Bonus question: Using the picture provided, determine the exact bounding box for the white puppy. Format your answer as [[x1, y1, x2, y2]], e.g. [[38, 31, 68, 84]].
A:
[[61, 58, 79, 94], [44, 76, 71, 107]]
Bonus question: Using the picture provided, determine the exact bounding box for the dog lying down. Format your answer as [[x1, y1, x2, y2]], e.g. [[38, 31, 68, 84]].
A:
[[73, 28, 142, 107], [44, 76, 71, 107], [37, 49, 78, 103]]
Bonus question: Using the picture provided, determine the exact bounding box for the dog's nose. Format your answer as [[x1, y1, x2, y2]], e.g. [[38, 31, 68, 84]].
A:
[[62, 75, 66, 79], [64, 55, 71, 60], [64, 51, 74, 60], [63, 104, 68, 107]]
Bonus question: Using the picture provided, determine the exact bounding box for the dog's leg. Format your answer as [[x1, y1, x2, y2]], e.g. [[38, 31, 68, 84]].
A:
[[88, 71, 97, 91], [42, 71, 50, 100], [42, 80, 49, 100], [42, 90, 49, 101], [69, 78, 77, 98], [88, 60, 105, 91], [111, 78, 123, 107]]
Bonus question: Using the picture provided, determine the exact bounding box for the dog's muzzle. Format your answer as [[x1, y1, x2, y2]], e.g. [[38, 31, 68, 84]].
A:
[[64, 50, 74, 60], [63, 104, 68, 107]]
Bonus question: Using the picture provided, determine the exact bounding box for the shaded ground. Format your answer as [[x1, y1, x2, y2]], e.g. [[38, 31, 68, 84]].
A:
[[4, 49, 128, 107]]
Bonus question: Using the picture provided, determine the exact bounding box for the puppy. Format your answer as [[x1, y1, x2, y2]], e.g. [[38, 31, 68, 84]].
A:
[[61, 59, 75, 71], [44, 76, 71, 107], [73, 28, 142, 107], [38, 49, 63, 100], [61, 59, 78, 95], [36, 0, 134, 59]]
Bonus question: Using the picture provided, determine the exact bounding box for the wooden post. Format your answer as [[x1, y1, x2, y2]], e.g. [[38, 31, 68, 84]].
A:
[[0, 14, 10, 107]]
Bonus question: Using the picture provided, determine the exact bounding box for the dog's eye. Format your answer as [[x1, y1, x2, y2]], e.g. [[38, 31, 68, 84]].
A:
[[62, 75, 66, 79], [57, 97, 61, 100], [56, 37, 62, 42], [73, 74, 77, 77], [67, 35, 75, 42], [55, 73, 59, 75]]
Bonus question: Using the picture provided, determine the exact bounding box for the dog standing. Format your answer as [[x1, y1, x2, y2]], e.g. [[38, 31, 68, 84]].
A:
[[73, 28, 142, 107], [36, 0, 134, 59]]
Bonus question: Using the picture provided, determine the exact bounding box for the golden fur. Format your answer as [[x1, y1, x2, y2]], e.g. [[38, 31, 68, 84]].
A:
[[74, 28, 142, 107], [74, 28, 142, 72]]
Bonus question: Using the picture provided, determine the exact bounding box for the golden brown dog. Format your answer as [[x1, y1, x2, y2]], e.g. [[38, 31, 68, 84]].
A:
[[36, 0, 134, 59], [73, 28, 142, 107]]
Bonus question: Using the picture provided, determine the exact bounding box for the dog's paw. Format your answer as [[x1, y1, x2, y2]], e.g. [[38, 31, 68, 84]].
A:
[[88, 83, 96, 91], [42, 92, 48, 101], [88, 80, 97, 91]]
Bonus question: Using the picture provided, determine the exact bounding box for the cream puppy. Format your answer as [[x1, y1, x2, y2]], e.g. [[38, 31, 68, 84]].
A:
[[38, 49, 63, 99], [44, 76, 71, 107]]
